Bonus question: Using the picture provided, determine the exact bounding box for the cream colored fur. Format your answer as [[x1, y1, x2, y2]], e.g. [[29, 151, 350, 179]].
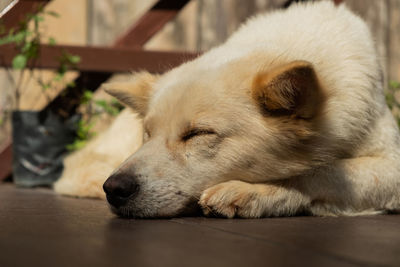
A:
[[54, 1, 400, 218], [54, 109, 143, 199]]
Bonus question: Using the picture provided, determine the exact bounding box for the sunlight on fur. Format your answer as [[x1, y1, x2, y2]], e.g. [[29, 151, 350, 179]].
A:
[[54, 1, 400, 218]]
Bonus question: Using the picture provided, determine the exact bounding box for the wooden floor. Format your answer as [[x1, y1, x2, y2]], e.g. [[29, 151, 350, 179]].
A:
[[0, 183, 400, 267]]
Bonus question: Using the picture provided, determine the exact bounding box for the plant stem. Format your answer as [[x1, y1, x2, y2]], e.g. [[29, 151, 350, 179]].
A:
[[14, 68, 26, 110]]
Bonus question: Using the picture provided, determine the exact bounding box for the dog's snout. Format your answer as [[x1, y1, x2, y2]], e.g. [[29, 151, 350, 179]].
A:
[[103, 173, 139, 208]]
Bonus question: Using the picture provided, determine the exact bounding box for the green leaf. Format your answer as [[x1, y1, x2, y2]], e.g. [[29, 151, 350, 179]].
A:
[[12, 54, 27, 69], [32, 15, 44, 23], [54, 72, 64, 81], [76, 120, 95, 139], [390, 81, 400, 90], [13, 31, 26, 44], [13, 31, 26, 42], [41, 83, 51, 91], [48, 37, 56, 46], [0, 35, 13, 45], [24, 41, 39, 59], [21, 41, 32, 53], [0, 30, 29, 45], [93, 99, 123, 116], [108, 107, 120, 116], [94, 99, 107, 108], [46, 11, 60, 18], [110, 98, 119, 105], [66, 140, 87, 151], [68, 55, 81, 64], [83, 90, 93, 102], [57, 62, 67, 76], [67, 81, 76, 88]]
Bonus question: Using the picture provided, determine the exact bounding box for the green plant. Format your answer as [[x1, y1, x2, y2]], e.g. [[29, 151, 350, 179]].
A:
[[36, 50, 81, 103], [66, 90, 124, 151], [390, 81, 400, 90], [0, 7, 82, 136], [0, 8, 76, 109], [1, 8, 123, 151], [386, 80, 400, 127], [0, 7, 93, 148]]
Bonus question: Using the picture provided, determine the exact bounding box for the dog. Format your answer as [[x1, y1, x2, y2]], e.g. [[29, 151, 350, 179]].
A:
[[54, 1, 400, 218]]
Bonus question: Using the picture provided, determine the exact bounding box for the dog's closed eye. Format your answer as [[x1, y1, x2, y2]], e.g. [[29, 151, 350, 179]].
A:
[[182, 128, 217, 141]]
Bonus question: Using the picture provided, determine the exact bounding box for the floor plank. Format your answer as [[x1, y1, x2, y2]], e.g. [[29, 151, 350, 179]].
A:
[[173, 216, 400, 266], [0, 183, 398, 267]]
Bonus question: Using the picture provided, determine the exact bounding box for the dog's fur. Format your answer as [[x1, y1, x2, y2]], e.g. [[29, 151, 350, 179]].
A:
[[54, 1, 400, 218]]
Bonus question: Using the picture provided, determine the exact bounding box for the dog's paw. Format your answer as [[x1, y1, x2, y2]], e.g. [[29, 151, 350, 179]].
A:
[[199, 180, 266, 218]]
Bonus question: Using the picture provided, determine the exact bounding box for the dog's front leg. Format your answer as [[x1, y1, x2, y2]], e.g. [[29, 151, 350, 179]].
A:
[[199, 155, 400, 218], [302, 155, 400, 216], [199, 180, 310, 218]]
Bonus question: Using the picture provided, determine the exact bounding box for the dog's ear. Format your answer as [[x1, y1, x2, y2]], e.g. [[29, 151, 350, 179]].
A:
[[102, 72, 158, 117], [251, 61, 323, 119]]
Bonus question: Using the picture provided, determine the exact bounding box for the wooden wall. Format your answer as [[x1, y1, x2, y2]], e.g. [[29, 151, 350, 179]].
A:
[[345, 0, 400, 83], [87, 0, 399, 82]]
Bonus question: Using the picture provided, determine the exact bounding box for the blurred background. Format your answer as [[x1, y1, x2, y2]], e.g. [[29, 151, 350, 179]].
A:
[[0, 0, 399, 184]]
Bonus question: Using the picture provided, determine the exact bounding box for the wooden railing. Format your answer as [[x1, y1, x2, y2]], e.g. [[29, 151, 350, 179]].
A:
[[0, 44, 199, 73]]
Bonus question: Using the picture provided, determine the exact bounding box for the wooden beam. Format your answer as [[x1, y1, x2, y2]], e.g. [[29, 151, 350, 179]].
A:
[[0, 44, 199, 73], [0, 0, 51, 33]]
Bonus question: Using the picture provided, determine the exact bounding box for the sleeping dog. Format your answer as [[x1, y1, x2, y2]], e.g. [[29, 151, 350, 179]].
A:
[[55, 1, 400, 218]]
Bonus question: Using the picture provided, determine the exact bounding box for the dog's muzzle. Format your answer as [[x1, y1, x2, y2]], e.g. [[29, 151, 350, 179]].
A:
[[103, 172, 139, 208]]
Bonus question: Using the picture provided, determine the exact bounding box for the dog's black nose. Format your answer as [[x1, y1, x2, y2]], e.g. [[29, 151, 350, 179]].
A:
[[103, 173, 139, 208]]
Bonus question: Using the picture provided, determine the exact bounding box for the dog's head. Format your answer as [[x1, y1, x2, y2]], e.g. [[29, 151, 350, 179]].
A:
[[102, 59, 325, 218]]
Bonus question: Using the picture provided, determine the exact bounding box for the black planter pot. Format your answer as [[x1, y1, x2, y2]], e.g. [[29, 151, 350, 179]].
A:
[[11, 110, 80, 187]]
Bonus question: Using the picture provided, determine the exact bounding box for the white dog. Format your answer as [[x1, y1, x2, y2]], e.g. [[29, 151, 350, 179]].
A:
[[55, 1, 400, 218]]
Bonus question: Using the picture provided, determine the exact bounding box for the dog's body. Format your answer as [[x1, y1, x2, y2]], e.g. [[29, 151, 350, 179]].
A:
[[55, 1, 400, 218]]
